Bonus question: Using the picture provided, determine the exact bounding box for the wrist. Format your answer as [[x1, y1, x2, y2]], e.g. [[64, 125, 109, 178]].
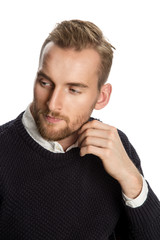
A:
[[122, 176, 148, 208], [119, 171, 143, 199]]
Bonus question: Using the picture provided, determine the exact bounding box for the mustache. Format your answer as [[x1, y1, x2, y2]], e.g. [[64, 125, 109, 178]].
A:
[[38, 110, 70, 123]]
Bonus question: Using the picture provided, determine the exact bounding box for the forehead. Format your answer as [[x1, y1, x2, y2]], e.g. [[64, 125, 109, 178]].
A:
[[39, 43, 101, 80]]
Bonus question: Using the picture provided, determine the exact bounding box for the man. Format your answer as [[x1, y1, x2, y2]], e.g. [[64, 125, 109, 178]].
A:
[[0, 20, 159, 240]]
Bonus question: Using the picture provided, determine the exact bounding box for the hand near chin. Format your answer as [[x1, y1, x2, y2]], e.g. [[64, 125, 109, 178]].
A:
[[78, 120, 143, 199]]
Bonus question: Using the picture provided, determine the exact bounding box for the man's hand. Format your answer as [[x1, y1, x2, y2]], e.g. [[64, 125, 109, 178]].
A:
[[78, 120, 143, 199]]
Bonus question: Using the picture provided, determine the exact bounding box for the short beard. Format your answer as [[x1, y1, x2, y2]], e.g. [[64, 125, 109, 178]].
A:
[[38, 124, 76, 141], [32, 108, 90, 142], [31, 98, 97, 142], [37, 117, 77, 142]]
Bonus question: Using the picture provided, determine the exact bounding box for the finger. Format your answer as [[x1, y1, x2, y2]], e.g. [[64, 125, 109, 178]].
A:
[[79, 136, 109, 148], [80, 145, 104, 157], [78, 126, 118, 149], [78, 128, 111, 147], [78, 120, 112, 135]]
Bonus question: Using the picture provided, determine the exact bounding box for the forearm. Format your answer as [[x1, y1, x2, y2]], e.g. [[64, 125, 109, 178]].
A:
[[117, 158, 143, 199]]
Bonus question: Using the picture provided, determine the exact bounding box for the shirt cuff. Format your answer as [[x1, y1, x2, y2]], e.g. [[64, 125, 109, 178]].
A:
[[122, 175, 148, 208]]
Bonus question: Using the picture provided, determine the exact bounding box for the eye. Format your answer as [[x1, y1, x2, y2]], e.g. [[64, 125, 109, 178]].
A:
[[41, 81, 50, 86], [69, 88, 81, 94], [39, 79, 53, 88]]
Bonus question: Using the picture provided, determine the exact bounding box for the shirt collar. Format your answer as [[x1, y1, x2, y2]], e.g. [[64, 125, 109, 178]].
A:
[[22, 105, 78, 153]]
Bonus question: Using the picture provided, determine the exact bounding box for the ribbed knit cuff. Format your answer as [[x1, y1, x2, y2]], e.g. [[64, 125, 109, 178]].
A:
[[124, 183, 160, 237]]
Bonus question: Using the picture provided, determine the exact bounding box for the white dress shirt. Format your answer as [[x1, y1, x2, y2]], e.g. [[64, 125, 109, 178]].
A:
[[22, 105, 148, 208]]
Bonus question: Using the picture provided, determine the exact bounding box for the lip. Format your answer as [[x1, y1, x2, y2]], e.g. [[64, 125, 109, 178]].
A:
[[45, 115, 63, 124]]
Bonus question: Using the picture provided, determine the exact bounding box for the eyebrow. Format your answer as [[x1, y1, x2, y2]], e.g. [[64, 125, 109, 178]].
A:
[[37, 71, 52, 82], [66, 82, 89, 88], [37, 70, 89, 88]]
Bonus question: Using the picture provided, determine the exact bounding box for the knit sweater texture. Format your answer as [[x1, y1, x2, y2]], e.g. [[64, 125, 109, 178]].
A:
[[0, 113, 160, 240]]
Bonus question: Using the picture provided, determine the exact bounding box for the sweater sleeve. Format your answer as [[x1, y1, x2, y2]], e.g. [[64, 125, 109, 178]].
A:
[[117, 130, 160, 239]]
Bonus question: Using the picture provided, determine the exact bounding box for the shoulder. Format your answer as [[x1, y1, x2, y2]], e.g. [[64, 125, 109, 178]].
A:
[[117, 129, 142, 172], [0, 112, 24, 140], [0, 120, 15, 134], [117, 129, 133, 157], [117, 129, 131, 148], [117, 128, 135, 155]]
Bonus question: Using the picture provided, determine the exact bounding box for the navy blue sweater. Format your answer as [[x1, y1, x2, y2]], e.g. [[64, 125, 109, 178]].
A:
[[0, 113, 160, 239]]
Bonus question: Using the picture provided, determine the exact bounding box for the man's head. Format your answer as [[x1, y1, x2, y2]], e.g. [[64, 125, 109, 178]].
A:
[[31, 20, 113, 148], [40, 19, 114, 90]]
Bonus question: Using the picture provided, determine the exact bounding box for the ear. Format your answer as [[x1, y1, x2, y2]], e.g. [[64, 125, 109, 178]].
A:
[[94, 83, 112, 110]]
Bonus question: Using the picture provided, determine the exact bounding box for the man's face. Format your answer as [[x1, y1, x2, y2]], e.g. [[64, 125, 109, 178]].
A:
[[31, 43, 101, 142]]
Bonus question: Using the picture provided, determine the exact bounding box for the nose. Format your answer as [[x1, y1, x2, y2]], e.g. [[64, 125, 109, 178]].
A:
[[47, 87, 64, 112]]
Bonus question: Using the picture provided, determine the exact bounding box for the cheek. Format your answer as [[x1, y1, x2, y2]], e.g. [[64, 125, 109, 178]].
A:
[[71, 95, 92, 106], [69, 98, 95, 120], [34, 85, 49, 104], [34, 84, 41, 100], [70, 95, 97, 111]]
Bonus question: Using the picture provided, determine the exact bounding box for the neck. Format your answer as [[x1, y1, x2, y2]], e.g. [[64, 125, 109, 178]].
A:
[[57, 132, 79, 152]]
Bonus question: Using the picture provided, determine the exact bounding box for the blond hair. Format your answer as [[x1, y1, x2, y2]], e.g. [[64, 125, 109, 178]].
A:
[[40, 20, 115, 90]]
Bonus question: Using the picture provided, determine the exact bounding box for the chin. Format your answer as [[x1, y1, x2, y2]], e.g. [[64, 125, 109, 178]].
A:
[[39, 127, 73, 142]]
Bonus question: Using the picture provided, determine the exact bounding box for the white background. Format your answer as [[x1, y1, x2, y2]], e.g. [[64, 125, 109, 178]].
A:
[[0, 0, 160, 198]]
